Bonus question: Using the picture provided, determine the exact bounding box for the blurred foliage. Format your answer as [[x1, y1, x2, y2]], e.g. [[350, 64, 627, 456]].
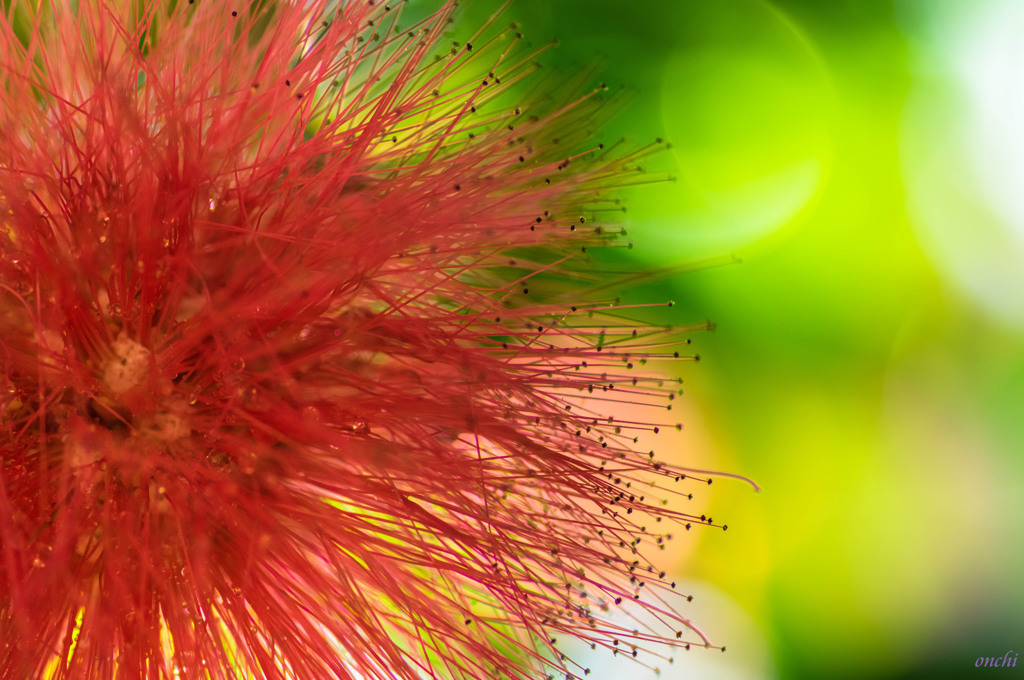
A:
[[436, 1, 1024, 678]]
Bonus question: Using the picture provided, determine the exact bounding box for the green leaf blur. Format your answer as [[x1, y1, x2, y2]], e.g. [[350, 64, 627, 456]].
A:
[[438, 1, 1024, 678]]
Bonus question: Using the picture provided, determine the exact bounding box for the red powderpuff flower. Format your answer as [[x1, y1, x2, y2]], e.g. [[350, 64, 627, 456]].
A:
[[0, 1, 755, 678]]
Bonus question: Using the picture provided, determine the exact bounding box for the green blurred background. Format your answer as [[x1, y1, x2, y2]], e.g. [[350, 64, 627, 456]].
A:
[[438, 0, 1024, 677]]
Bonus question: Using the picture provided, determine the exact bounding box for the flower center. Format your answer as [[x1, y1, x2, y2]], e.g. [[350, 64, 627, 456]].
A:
[[102, 333, 150, 395]]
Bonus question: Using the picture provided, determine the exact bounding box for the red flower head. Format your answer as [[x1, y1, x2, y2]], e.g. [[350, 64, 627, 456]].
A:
[[0, 1, 755, 678]]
